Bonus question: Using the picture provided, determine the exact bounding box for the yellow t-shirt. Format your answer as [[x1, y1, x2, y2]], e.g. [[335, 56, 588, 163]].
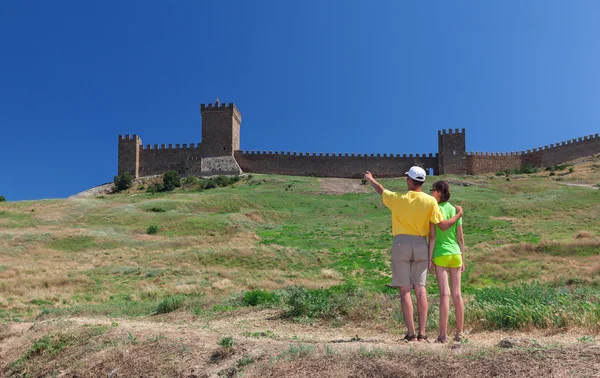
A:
[[382, 189, 445, 237]]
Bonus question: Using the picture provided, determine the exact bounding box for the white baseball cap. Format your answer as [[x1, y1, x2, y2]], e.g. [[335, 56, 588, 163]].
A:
[[405, 166, 426, 182]]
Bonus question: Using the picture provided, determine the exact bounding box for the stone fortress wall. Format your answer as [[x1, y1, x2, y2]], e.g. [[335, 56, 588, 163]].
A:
[[118, 101, 600, 179]]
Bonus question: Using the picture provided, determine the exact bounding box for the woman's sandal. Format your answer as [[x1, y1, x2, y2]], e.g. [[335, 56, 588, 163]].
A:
[[453, 333, 463, 343], [434, 335, 448, 344], [402, 334, 418, 342], [417, 334, 428, 342]]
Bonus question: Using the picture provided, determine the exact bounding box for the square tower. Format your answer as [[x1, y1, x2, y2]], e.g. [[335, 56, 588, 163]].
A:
[[118, 134, 142, 178], [200, 100, 242, 157], [438, 129, 466, 175]]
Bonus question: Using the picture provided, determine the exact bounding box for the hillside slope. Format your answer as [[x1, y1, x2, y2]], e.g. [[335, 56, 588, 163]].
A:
[[1, 156, 599, 376]]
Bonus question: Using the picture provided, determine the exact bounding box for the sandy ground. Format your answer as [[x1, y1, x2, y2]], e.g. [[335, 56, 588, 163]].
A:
[[2, 310, 599, 377], [318, 178, 370, 194]]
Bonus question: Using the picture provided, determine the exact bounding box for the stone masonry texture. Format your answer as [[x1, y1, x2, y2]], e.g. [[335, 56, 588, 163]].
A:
[[118, 102, 600, 179]]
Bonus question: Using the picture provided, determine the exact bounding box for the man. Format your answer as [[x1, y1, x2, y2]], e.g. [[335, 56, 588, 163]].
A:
[[364, 167, 463, 342]]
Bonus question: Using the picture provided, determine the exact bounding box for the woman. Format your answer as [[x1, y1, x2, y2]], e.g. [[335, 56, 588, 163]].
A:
[[428, 180, 465, 343]]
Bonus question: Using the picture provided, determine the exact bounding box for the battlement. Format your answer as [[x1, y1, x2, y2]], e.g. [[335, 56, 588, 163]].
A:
[[438, 128, 466, 135], [200, 101, 242, 123], [118, 134, 141, 141], [466, 133, 600, 157], [238, 150, 438, 158], [118, 101, 599, 179], [141, 143, 201, 150]]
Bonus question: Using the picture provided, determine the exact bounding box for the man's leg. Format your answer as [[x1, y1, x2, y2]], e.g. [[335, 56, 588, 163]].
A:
[[399, 285, 415, 337], [391, 235, 414, 337], [414, 284, 428, 336], [411, 236, 430, 338]]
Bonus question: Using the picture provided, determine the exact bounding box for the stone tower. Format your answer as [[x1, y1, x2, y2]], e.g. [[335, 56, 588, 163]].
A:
[[200, 100, 242, 157], [118, 134, 142, 177], [438, 129, 466, 175]]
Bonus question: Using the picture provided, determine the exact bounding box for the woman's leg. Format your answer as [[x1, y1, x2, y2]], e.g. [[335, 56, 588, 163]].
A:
[[435, 266, 450, 338], [449, 267, 464, 338]]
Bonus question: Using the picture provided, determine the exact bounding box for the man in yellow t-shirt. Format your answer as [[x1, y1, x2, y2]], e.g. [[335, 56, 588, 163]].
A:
[[364, 167, 463, 342]]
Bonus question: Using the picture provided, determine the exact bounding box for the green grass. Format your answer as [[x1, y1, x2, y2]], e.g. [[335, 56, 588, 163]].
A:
[[48, 236, 96, 252], [2, 172, 600, 328]]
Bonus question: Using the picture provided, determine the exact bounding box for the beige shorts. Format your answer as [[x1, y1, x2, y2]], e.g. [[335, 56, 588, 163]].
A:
[[390, 234, 428, 288]]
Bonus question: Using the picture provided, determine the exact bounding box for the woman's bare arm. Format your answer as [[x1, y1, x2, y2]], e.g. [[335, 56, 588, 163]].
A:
[[428, 222, 436, 273]]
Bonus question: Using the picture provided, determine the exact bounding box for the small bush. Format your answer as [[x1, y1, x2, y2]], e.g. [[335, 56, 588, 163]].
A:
[[163, 170, 181, 191], [521, 164, 537, 174], [242, 289, 280, 307], [549, 172, 556, 176], [569, 167, 575, 173], [155, 295, 184, 314], [148, 207, 166, 213], [0, 196, 5, 202], [283, 281, 361, 319], [113, 172, 133, 191], [147, 225, 159, 235], [219, 336, 236, 349], [147, 183, 163, 194], [198, 179, 218, 190], [183, 176, 198, 185]]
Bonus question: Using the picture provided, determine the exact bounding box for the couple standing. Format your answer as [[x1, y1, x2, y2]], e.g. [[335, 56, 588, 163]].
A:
[[364, 167, 465, 343]]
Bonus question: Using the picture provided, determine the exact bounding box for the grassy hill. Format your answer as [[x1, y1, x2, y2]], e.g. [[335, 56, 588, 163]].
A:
[[1, 156, 599, 376]]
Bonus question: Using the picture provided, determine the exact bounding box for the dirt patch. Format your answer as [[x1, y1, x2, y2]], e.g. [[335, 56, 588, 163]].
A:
[[1, 315, 599, 377], [319, 178, 370, 195], [244, 344, 600, 377], [563, 183, 599, 190], [245, 211, 265, 223], [489, 216, 521, 222], [68, 183, 115, 199]]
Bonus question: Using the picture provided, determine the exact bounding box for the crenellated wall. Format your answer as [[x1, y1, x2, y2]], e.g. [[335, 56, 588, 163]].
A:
[[118, 101, 600, 179], [234, 151, 438, 178], [138, 143, 205, 177], [466, 133, 600, 174]]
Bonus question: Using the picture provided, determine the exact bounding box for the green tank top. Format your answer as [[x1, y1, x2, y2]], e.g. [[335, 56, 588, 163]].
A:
[[433, 202, 462, 258]]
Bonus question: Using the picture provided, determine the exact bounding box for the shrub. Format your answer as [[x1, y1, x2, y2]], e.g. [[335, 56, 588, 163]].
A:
[[549, 172, 556, 176], [162, 170, 181, 192], [147, 183, 163, 194], [147, 225, 159, 235], [148, 207, 165, 213], [219, 336, 236, 349], [113, 172, 133, 191], [569, 167, 575, 173], [242, 289, 280, 307], [283, 282, 360, 319], [521, 164, 537, 174], [183, 176, 198, 187], [155, 295, 184, 314], [198, 179, 218, 190], [0, 196, 5, 202]]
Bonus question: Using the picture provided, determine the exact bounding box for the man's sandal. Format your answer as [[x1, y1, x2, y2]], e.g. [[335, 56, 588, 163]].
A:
[[402, 334, 418, 342], [417, 334, 428, 342], [453, 333, 463, 343], [434, 335, 448, 344]]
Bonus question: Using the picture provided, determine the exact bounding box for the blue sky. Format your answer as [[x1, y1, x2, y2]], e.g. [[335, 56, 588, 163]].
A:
[[1, 1, 599, 201]]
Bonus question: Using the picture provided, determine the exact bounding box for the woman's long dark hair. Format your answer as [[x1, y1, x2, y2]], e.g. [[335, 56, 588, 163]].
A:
[[432, 180, 451, 203]]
